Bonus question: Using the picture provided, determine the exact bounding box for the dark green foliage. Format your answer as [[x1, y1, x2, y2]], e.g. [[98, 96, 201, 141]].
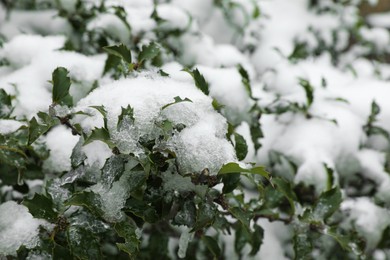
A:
[[52, 67, 72, 106], [103, 44, 132, 64], [183, 68, 210, 95]]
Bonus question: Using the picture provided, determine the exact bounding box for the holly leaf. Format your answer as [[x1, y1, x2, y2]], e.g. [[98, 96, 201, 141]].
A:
[[202, 236, 221, 258], [237, 64, 253, 99], [183, 68, 210, 95], [249, 224, 264, 255], [0, 89, 12, 118], [83, 127, 115, 148], [114, 218, 140, 257], [138, 42, 160, 63], [65, 191, 105, 217], [234, 133, 248, 161], [312, 187, 342, 221], [67, 226, 101, 259], [298, 78, 314, 107], [103, 44, 132, 64], [218, 162, 269, 179], [192, 202, 216, 231], [117, 105, 135, 130], [22, 193, 58, 221], [52, 67, 72, 106], [293, 231, 312, 260], [28, 112, 58, 145], [272, 177, 297, 214], [161, 96, 193, 110], [222, 172, 241, 194], [103, 54, 121, 76], [229, 207, 251, 229]]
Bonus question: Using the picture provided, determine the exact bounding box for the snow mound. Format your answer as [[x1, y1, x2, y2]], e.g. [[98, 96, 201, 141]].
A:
[[75, 74, 236, 174], [0, 201, 50, 256]]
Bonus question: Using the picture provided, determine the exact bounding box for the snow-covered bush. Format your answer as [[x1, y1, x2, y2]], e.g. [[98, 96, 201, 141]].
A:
[[1, 0, 390, 259]]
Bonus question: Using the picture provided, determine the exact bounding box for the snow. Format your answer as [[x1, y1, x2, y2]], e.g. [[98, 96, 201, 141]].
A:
[[256, 219, 290, 260], [2, 0, 390, 258], [0, 35, 66, 68], [0, 9, 71, 40], [90, 170, 133, 222], [0, 201, 51, 256], [43, 125, 79, 173], [341, 197, 390, 250], [0, 119, 24, 135], [156, 4, 191, 32], [74, 74, 236, 174], [0, 34, 105, 119], [87, 13, 131, 45]]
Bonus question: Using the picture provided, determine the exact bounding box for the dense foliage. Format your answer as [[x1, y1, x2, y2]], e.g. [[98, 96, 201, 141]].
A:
[[1, 0, 390, 259]]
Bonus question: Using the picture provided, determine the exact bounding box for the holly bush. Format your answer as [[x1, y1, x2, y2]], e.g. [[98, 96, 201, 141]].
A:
[[1, 0, 390, 259]]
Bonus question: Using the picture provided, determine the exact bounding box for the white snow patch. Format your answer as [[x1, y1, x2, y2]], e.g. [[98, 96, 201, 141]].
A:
[[43, 125, 79, 173], [0, 201, 51, 256]]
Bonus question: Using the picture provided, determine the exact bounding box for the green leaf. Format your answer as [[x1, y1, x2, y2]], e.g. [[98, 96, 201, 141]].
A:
[[202, 236, 221, 258], [0, 89, 12, 118], [324, 164, 335, 190], [67, 226, 101, 259], [192, 202, 216, 231], [125, 198, 158, 223], [83, 127, 115, 148], [117, 105, 135, 130], [52, 67, 72, 106], [298, 78, 314, 107], [65, 191, 105, 217], [89, 105, 107, 117], [173, 200, 196, 227], [234, 133, 248, 161], [114, 218, 140, 258], [218, 162, 269, 179], [103, 44, 132, 64], [183, 68, 210, 95], [378, 226, 390, 249], [161, 96, 193, 110], [312, 187, 342, 221], [28, 112, 58, 144], [103, 54, 121, 76], [249, 224, 264, 256], [249, 117, 263, 152], [323, 227, 364, 254], [101, 155, 126, 186], [22, 193, 58, 221], [52, 243, 73, 259], [229, 207, 250, 230], [368, 126, 390, 141], [212, 98, 224, 111], [138, 42, 160, 63], [370, 100, 381, 120], [158, 69, 169, 77], [222, 172, 241, 194], [234, 221, 251, 254], [293, 231, 312, 260], [147, 230, 169, 258], [252, 4, 260, 18], [237, 64, 253, 99], [71, 138, 87, 168], [0, 143, 27, 170], [28, 117, 49, 145], [272, 177, 297, 214]]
